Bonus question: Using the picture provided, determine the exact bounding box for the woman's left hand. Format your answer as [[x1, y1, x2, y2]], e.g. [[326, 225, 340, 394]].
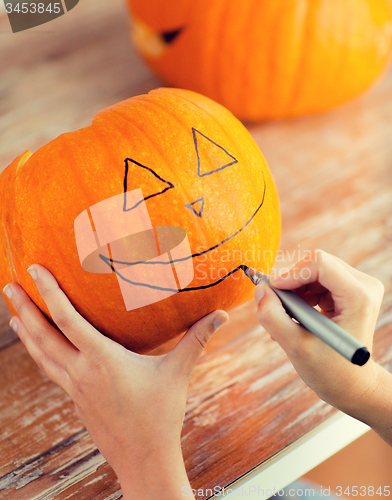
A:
[[2, 265, 228, 500]]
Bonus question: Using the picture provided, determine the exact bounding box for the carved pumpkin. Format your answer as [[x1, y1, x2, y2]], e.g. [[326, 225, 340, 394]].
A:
[[127, 0, 392, 121], [0, 88, 280, 353]]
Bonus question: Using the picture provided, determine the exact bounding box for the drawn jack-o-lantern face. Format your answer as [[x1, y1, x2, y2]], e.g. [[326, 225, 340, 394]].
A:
[[0, 88, 280, 352], [75, 127, 269, 311]]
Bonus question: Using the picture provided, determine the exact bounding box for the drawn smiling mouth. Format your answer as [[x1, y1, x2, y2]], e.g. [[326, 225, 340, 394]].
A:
[[98, 177, 266, 293]]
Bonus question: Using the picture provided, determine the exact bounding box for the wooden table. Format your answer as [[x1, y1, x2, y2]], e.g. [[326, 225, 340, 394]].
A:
[[1, 1, 392, 499]]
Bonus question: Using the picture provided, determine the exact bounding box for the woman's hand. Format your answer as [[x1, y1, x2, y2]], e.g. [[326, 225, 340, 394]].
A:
[[254, 249, 392, 446], [2, 264, 228, 500]]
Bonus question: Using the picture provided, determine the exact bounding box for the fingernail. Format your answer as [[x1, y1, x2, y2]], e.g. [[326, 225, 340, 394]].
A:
[[3, 284, 12, 300], [269, 275, 283, 285], [27, 266, 38, 280], [9, 318, 17, 333], [254, 285, 265, 304], [213, 313, 228, 330]]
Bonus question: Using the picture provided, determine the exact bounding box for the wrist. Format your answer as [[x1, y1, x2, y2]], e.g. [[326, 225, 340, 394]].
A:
[[332, 361, 392, 446], [325, 358, 380, 414], [352, 362, 392, 445], [117, 442, 193, 500]]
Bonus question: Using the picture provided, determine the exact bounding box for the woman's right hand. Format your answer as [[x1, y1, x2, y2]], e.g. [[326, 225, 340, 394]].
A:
[[254, 250, 392, 446]]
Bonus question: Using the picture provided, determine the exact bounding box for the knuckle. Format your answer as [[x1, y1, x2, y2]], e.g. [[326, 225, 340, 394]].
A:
[[355, 285, 371, 304], [89, 353, 109, 373], [68, 357, 86, 391], [193, 328, 211, 350], [71, 371, 89, 394], [372, 279, 385, 303], [256, 302, 276, 329], [355, 272, 384, 308], [69, 354, 110, 395], [354, 284, 380, 314], [33, 329, 46, 349], [13, 299, 27, 316], [35, 352, 47, 373], [313, 248, 324, 258], [73, 403, 84, 421], [310, 249, 327, 270], [256, 306, 267, 324], [54, 310, 76, 331], [39, 281, 60, 300], [305, 248, 323, 264]]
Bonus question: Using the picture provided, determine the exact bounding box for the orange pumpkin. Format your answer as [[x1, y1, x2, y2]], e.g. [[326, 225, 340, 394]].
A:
[[127, 0, 392, 121], [0, 88, 280, 353]]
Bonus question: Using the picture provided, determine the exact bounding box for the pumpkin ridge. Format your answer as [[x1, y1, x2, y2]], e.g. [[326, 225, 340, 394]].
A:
[[88, 119, 126, 199], [2, 220, 16, 283], [212, 0, 232, 105], [285, 0, 314, 116], [334, 2, 354, 106], [265, 0, 295, 118], [109, 104, 178, 172], [240, 0, 261, 119]]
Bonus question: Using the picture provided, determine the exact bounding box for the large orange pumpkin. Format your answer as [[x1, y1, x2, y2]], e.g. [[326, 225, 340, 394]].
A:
[[127, 0, 392, 121], [0, 88, 280, 353]]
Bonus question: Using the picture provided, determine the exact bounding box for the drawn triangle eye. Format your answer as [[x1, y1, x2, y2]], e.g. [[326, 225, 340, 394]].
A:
[[192, 128, 238, 177], [185, 197, 205, 218], [123, 158, 174, 211]]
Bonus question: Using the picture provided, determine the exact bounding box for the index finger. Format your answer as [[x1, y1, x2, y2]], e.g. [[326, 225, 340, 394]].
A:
[[269, 250, 360, 301], [27, 264, 108, 355]]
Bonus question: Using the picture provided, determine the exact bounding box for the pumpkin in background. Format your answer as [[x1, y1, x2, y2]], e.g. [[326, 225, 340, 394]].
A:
[[0, 88, 280, 353], [127, 0, 392, 121]]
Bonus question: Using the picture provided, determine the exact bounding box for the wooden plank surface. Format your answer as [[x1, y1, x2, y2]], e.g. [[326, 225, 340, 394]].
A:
[[1, 0, 392, 499]]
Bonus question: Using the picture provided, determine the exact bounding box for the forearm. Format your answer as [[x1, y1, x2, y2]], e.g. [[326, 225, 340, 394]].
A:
[[337, 361, 392, 447]]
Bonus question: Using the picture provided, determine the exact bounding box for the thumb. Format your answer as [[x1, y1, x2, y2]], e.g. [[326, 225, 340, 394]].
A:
[[255, 284, 308, 354], [167, 310, 229, 377]]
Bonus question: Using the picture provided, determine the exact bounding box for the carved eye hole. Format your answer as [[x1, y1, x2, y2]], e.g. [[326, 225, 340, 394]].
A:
[[161, 28, 182, 44], [132, 17, 183, 58]]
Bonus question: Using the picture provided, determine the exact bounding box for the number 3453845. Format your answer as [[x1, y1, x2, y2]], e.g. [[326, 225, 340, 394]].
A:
[[5, 3, 62, 14], [335, 486, 390, 497]]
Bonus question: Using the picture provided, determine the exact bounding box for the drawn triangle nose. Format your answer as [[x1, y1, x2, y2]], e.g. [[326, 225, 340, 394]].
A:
[[185, 197, 205, 218]]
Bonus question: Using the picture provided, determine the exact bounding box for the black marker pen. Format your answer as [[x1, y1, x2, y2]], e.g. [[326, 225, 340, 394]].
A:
[[244, 267, 370, 366]]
